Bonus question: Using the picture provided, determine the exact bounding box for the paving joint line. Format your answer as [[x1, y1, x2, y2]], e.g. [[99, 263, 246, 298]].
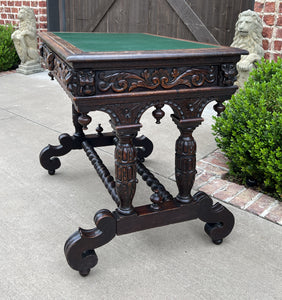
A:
[[0, 107, 61, 134]]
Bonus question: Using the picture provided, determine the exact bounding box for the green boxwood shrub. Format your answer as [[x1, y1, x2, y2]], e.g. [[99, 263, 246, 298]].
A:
[[0, 24, 20, 71], [212, 58, 282, 200]]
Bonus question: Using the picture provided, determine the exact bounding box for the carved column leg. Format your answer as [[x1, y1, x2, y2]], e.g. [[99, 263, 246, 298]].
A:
[[114, 125, 141, 215], [172, 116, 203, 203]]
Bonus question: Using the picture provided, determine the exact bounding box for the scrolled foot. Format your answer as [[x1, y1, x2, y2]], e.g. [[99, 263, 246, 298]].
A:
[[64, 209, 116, 276], [78, 249, 98, 277], [39, 133, 74, 174], [134, 135, 154, 161], [194, 191, 235, 244]]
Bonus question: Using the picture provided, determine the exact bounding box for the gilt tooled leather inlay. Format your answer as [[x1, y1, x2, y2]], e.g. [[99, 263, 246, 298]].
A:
[[98, 67, 217, 93]]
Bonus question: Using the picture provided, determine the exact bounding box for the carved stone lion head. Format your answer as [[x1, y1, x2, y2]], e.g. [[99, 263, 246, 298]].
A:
[[18, 6, 37, 31], [231, 10, 263, 48], [236, 10, 263, 37]]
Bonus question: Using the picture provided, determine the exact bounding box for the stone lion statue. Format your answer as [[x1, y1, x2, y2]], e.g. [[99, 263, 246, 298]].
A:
[[231, 10, 264, 89], [11, 6, 42, 74]]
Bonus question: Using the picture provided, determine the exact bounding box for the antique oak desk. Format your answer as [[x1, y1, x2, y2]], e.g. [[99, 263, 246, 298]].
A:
[[39, 32, 246, 276]]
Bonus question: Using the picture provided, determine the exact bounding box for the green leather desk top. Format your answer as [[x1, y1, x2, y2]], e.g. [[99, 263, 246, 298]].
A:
[[53, 32, 218, 53]]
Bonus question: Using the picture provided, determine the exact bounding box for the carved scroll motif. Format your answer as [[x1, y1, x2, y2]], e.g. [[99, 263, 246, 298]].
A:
[[98, 67, 216, 93], [53, 56, 71, 84]]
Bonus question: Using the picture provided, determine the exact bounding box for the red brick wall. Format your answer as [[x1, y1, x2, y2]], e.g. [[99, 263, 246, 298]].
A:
[[255, 0, 282, 61], [0, 0, 47, 31]]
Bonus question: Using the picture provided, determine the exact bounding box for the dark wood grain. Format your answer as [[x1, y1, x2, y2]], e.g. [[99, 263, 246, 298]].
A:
[[64, 209, 116, 276], [39, 32, 242, 276]]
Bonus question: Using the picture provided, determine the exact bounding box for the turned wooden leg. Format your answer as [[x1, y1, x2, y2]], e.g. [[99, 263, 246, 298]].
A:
[[172, 116, 203, 203], [72, 105, 85, 138], [114, 125, 141, 215]]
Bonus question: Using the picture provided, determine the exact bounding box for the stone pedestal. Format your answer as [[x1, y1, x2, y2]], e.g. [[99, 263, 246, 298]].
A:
[[17, 63, 43, 75]]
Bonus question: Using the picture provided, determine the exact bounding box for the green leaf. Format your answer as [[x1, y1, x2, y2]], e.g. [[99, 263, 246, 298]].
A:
[[212, 58, 282, 200]]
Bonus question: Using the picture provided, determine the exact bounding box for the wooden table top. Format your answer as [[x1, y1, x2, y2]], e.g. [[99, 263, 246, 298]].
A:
[[39, 32, 246, 67]]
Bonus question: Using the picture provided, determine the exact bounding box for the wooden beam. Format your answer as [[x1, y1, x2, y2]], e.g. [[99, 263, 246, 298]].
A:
[[166, 0, 219, 44], [82, 0, 116, 32], [47, 0, 60, 31]]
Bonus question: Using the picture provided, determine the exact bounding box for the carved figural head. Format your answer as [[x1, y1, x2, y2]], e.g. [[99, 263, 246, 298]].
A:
[[231, 10, 264, 56], [18, 6, 37, 30], [234, 10, 263, 39]]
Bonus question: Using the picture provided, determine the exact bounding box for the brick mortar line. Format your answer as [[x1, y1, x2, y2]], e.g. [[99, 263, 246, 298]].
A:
[[212, 191, 282, 226], [255, 0, 282, 59], [207, 181, 229, 197], [158, 154, 281, 226], [196, 149, 281, 225], [211, 195, 281, 225], [224, 186, 246, 203], [260, 200, 279, 217], [243, 193, 263, 209], [195, 174, 218, 189], [198, 159, 229, 171]]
